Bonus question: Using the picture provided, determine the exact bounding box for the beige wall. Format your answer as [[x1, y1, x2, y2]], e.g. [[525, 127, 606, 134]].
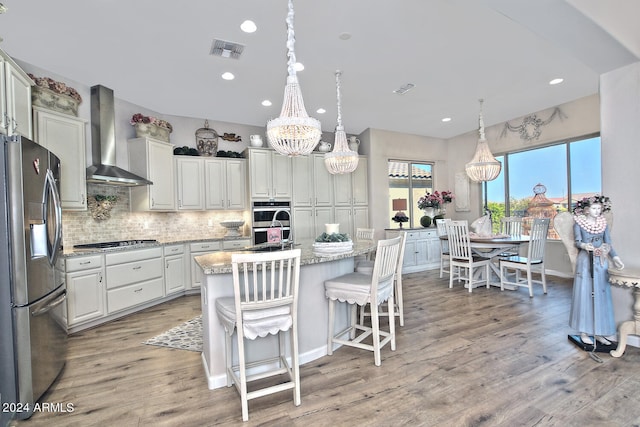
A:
[[360, 128, 448, 241], [600, 61, 640, 346]]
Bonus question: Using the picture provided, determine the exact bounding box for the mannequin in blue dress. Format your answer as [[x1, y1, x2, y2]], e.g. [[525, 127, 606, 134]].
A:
[[569, 196, 624, 345]]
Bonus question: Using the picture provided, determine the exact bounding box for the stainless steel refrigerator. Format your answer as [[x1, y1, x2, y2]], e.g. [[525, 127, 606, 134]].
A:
[[0, 134, 67, 425]]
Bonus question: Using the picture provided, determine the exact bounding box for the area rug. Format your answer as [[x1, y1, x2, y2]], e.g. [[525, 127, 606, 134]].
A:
[[142, 315, 203, 352]]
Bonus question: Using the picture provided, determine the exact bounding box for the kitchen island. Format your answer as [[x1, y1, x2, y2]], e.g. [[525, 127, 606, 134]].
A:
[[195, 241, 375, 390]]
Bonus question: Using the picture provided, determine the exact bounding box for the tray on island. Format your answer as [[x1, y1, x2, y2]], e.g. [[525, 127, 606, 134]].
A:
[[312, 241, 353, 256]]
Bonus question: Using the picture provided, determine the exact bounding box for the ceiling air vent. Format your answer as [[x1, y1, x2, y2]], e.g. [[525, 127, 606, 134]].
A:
[[210, 39, 245, 59], [393, 83, 415, 95]]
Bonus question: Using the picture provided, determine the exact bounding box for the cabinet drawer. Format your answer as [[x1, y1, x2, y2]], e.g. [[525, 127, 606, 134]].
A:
[[106, 258, 163, 289], [163, 244, 185, 256], [222, 239, 251, 250], [66, 255, 104, 272], [418, 230, 438, 239], [105, 247, 162, 265], [107, 278, 164, 313], [190, 241, 221, 252]]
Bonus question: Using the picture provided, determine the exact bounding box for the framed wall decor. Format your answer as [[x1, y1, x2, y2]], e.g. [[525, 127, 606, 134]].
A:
[[454, 172, 470, 212]]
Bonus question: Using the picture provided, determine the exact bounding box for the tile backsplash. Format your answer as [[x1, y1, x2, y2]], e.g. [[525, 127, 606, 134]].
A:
[[62, 184, 251, 248]]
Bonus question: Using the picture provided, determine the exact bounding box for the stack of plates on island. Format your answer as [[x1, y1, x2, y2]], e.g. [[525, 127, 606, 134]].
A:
[[313, 241, 353, 256]]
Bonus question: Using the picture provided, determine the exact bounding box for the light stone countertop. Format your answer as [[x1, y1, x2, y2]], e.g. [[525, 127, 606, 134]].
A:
[[195, 241, 376, 274], [62, 236, 252, 257]]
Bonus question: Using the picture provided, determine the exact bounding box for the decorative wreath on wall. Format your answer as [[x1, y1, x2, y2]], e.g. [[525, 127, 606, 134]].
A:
[[500, 107, 567, 142]]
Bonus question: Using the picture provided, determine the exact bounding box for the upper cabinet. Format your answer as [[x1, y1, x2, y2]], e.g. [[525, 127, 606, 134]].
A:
[[205, 158, 246, 210], [128, 137, 176, 211], [333, 158, 368, 206], [247, 148, 291, 200], [33, 108, 87, 210], [291, 154, 333, 207], [1, 48, 33, 139], [174, 157, 247, 211], [175, 156, 205, 210]]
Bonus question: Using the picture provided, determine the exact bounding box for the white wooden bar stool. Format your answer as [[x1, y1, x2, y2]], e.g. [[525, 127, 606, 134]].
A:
[[325, 236, 402, 366], [357, 231, 407, 326], [215, 249, 301, 421]]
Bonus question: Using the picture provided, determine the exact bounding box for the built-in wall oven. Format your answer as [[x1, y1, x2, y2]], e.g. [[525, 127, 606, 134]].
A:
[[252, 201, 291, 244]]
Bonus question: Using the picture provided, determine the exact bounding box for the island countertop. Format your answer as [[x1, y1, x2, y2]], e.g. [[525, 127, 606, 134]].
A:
[[195, 241, 375, 274]]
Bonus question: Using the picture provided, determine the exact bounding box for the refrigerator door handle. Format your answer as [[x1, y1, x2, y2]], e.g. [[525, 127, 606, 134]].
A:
[[44, 169, 63, 266], [31, 289, 66, 317]]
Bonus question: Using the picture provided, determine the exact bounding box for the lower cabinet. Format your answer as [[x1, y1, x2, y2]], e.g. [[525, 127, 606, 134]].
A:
[[105, 248, 164, 314], [386, 229, 440, 273], [164, 244, 187, 295], [65, 255, 105, 326], [189, 241, 222, 290]]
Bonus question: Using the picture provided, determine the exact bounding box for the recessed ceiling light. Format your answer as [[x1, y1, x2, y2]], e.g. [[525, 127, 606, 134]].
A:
[[316, 108, 326, 114], [261, 100, 272, 107], [221, 72, 235, 80], [240, 20, 257, 33], [339, 32, 351, 40], [294, 62, 304, 72], [441, 117, 452, 122], [549, 78, 564, 85]]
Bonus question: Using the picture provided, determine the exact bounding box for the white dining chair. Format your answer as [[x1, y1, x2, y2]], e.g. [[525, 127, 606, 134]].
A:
[[435, 218, 451, 278], [324, 235, 402, 366], [499, 216, 524, 257], [358, 231, 407, 327], [446, 220, 492, 292], [500, 218, 550, 297], [215, 249, 302, 421]]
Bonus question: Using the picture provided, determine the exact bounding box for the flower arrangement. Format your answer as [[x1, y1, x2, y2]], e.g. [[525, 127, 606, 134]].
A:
[[417, 190, 454, 210], [130, 113, 173, 133], [28, 73, 82, 103], [573, 194, 611, 216]]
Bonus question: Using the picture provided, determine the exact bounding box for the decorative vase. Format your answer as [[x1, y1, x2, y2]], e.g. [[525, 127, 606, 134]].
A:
[[135, 123, 170, 142], [420, 215, 432, 228], [423, 207, 438, 218], [32, 86, 81, 116]]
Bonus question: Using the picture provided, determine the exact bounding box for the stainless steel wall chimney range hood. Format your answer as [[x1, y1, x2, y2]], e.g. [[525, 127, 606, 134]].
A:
[[86, 85, 152, 186]]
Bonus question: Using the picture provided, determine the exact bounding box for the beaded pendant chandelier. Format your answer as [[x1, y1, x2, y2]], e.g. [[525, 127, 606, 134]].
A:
[[465, 99, 502, 182], [325, 70, 359, 174], [266, 0, 321, 157]]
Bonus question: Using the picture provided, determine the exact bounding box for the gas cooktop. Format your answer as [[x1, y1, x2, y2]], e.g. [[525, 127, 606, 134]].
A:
[[73, 239, 158, 249]]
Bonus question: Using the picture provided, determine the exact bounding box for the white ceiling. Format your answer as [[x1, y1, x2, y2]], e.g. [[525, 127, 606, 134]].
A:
[[0, 0, 638, 139]]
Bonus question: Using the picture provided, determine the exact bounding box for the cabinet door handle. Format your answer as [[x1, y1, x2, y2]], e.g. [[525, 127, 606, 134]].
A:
[[134, 288, 143, 293], [80, 261, 91, 265], [133, 266, 142, 270], [81, 193, 85, 205], [99, 272, 103, 283]]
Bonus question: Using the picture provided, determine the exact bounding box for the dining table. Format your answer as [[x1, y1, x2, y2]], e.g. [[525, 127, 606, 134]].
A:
[[440, 234, 531, 288]]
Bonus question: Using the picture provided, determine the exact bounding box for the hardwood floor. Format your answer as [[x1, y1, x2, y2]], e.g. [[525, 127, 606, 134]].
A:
[[12, 271, 640, 427]]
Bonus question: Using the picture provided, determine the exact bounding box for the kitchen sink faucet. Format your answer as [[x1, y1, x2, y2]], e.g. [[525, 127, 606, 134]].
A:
[[270, 209, 294, 250]]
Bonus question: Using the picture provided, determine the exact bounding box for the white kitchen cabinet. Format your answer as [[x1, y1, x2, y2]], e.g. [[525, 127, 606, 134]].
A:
[[0, 48, 33, 139], [164, 244, 186, 295], [333, 157, 368, 206], [248, 148, 291, 199], [128, 137, 176, 211], [189, 241, 221, 290], [175, 156, 205, 210], [105, 247, 164, 313], [292, 156, 313, 207], [33, 107, 87, 210], [205, 158, 247, 210], [65, 254, 105, 326], [292, 154, 333, 207], [386, 229, 440, 273]]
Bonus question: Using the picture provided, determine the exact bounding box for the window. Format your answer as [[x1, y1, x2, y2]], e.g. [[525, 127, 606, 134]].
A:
[[388, 160, 433, 229], [484, 135, 601, 237]]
